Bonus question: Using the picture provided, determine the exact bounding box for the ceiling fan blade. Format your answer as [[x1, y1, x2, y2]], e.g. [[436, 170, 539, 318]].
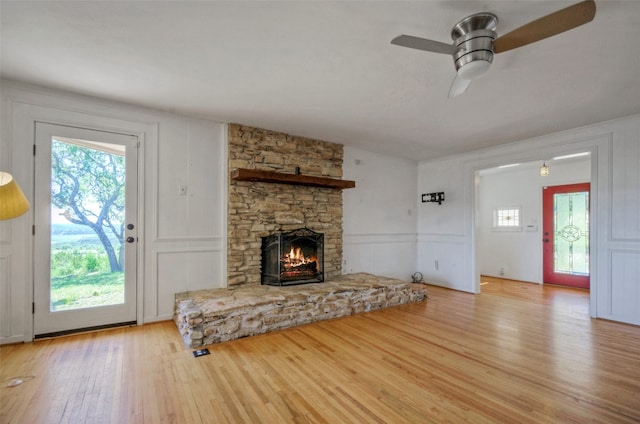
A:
[[391, 35, 456, 55], [493, 0, 596, 54], [448, 74, 471, 98]]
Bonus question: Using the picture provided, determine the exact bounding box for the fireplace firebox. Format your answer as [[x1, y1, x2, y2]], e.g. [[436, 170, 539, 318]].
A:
[[261, 228, 324, 286]]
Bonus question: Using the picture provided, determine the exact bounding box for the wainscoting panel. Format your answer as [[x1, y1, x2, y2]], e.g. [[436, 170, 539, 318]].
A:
[[154, 118, 224, 242], [609, 250, 640, 325], [610, 122, 640, 242], [417, 234, 470, 292], [150, 247, 224, 322], [343, 233, 417, 280]]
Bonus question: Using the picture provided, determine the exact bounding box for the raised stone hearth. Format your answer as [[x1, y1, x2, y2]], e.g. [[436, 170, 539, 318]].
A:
[[174, 273, 428, 349]]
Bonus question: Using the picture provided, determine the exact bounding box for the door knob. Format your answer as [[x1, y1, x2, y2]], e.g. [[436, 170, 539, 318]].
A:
[[126, 236, 135, 243], [543, 238, 550, 243], [127, 223, 135, 230]]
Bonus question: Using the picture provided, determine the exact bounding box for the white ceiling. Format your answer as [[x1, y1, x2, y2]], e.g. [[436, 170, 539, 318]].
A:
[[2, 1, 639, 161]]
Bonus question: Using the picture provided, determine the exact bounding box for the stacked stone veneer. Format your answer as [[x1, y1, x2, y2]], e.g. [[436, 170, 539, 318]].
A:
[[227, 124, 344, 288], [174, 273, 428, 348]]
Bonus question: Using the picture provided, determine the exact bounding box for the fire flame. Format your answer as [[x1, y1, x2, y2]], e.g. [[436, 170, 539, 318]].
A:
[[283, 245, 316, 269], [278, 243, 320, 280]]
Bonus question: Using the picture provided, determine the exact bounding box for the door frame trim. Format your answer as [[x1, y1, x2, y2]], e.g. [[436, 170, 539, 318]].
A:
[[469, 133, 611, 320], [33, 122, 139, 335], [10, 101, 151, 341]]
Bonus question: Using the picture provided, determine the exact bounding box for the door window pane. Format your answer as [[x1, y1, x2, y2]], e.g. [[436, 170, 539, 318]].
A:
[[554, 191, 589, 276], [49, 138, 126, 311]]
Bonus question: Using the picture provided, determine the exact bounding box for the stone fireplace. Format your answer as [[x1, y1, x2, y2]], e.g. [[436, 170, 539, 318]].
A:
[[227, 124, 345, 288], [262, 228, 324, 286], [173, 125, 429, 349]]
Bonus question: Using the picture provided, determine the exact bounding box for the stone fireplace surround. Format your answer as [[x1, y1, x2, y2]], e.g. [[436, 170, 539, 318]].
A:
[[227, 123, 344, 288], [173, 124, 428, 348]]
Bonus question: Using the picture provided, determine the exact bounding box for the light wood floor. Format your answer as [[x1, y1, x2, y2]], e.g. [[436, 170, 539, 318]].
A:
[[1, 277, 639, 423]]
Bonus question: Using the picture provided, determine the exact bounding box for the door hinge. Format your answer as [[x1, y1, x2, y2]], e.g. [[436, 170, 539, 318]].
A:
[[32, 302, 35, 314], [32, 225, 35, 236], [33, 144, 36, 156]]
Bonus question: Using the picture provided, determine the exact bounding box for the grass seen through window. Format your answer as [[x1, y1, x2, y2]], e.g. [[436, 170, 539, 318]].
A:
[[50, 224, 124, 311]]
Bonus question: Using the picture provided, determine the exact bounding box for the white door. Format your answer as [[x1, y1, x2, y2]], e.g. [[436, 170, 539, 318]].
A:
[[34, 122, 138, 336]]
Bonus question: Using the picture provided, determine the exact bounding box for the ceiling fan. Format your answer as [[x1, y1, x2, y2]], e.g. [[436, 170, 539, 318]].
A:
[[391, 0, 596, 97]]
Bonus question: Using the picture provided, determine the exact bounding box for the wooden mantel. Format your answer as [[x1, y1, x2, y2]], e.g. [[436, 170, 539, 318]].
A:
[[230, 168, 355, 189]]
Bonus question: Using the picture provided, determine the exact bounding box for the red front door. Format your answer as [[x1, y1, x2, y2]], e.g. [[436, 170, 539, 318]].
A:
[[542, 183, 590, 289]]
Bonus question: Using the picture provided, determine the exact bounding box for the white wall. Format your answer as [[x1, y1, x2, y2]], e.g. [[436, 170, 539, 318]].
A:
[[416, 156, 470, 289], [0, 81, 227, 343], [478, 160, 590, 283], [342, 147, 418, 280], [418, 114, 640, 326]]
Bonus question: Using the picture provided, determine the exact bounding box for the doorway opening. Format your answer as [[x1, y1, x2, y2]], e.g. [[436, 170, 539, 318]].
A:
[[476, 156, 591, 292]]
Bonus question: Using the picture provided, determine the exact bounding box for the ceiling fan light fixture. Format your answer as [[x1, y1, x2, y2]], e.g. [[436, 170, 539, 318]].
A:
[[448, 74, 472, 98], [451, 19, 496, 81], [457, 60, 491, 80]]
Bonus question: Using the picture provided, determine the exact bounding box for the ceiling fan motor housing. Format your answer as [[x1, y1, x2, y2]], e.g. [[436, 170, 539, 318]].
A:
[[451, 13, 498, 80]]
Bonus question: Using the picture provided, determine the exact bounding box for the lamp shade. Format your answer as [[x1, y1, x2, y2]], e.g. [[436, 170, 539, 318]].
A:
[[0, 172, 30, 220]]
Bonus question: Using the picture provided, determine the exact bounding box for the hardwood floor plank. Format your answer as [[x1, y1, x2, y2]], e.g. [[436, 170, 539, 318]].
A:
[[1, 278, 639, 423]]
